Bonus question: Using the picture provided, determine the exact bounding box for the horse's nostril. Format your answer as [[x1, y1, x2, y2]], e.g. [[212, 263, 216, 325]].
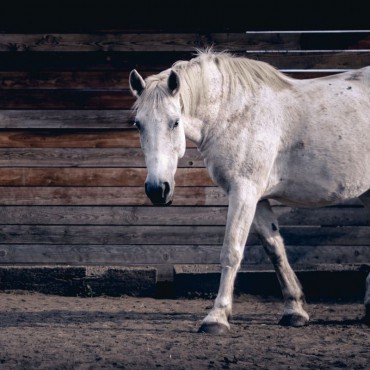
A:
[[145, 182, 150, 195], [163, 182, 170, 197]]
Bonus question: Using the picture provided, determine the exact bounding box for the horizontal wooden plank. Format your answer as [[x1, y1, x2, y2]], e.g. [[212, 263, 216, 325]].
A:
[[0, 168, 213, 186], [0, 90, 134, 109], [0, 205, 368, 226], [244, 245, 370, 265], [0, 110, 135, 129], [0, 186, 227, 205], [0, 225, 369, 246], [0, 187, 365, 207], [0, 225, 227, 245], [0, 130, 196, 148], [275, 206, 370, 227], [0, 52, 190, 71], [0, 32, 369, 53], [0, 130, 138, 148], [0, 71, 131, 90], [0, 33, 293, 52], [245, 31, 370, 51], [0, 148, 203, 167], [247, 51, 370, 70], [0, 51, 368, 76], [0, 33, 242, 52], [0, 206, 227, 225], [0, 244, 368, 265]]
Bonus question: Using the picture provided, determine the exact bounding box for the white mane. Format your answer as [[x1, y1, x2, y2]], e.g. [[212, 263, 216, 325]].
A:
[[134, 50, 292, 116]]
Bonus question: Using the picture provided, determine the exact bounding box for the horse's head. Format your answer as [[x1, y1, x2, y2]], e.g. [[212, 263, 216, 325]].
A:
[[129, 69, 186, 205]]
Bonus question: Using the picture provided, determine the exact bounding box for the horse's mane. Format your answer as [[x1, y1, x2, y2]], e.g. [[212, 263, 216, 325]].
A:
[[133, 50, 291, 115]]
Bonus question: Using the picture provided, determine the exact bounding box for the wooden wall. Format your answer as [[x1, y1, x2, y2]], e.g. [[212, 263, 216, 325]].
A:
[[0, 4, 369, 279]]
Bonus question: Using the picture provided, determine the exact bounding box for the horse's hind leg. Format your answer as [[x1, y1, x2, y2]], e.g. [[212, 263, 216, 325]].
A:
[[253, 200, 309, 326], [359, 190, 370, 323]]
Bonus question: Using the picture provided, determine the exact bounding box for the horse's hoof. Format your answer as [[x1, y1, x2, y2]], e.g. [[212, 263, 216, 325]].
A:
[[198, 322, 230, 335], [279, 314, 309, 327]]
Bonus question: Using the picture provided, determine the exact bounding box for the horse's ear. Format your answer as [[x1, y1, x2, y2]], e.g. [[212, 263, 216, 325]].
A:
[[168, 70, 180, 95], [129, 69, 146, 98]]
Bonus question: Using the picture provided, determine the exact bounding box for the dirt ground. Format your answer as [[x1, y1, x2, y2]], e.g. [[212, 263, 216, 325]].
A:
[[0, 291, 368, 370]]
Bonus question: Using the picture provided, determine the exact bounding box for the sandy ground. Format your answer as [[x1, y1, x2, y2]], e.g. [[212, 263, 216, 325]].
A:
[[0, 291, 369, 370]]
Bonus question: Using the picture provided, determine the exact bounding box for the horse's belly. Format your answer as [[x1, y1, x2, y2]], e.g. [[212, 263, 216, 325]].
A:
[[266, 181, 354, 208], [264, 154, 370, 208]]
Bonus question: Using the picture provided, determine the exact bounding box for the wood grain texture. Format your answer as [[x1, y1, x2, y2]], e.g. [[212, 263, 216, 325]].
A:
[[247, 51, 370, 70], [0, 168, 214, 186], [0, 188, 364, 207], [0, 224, 369, 246], [0, 33, 294, 52], [0, 187, 227, 206], [0, 52, 189, 71], [0, 90, 134, 109], [0, 130, 196, 148], [0, 110, 135, 129], [0, 206, 227, 225], [0, 205, 368, 226], [0, 32, 369, 52], [0, 71, 131, 90], [0, 29, 368, 269], [0, 148, 204, 168], [0, 130, 139, 148], [0, 244, 368, 265]]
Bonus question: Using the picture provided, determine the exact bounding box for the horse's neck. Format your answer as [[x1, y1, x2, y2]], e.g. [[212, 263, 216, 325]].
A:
[[183, 116, 204, 147]]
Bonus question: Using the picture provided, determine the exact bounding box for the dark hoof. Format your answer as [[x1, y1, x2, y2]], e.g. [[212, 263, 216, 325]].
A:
[[198, 322, 230, 335], [279, 314, 308, 327]]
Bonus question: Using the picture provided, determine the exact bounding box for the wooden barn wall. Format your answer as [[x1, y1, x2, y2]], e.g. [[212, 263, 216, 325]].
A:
[[0, 4, 369, 278]]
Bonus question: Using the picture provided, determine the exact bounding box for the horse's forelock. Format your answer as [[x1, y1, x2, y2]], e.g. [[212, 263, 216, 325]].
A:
[[132, 72, 172, 111]]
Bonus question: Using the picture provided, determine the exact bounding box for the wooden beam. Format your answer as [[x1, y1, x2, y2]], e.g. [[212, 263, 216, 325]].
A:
[[0, 168, 214, 187], [0, 225, 370, 246], [0, 32, 369, 52], [0, 148, 203, 168], [0, 244, 368, 265], [0, 71, 131, 90], [0, 186, 227, 206], [0, 110, 135, 129], [0, 130, 196, 148], [0, 90, 134, 109], [0, 206, 227, 225], [0, 130, 140, 148], [0, 205, 368, 226]]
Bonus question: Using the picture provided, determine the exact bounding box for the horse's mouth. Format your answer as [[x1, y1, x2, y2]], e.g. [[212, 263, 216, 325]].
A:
[[151, 200, 173, 207]]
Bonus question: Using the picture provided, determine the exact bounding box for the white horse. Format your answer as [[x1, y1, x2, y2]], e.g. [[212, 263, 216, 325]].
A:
[[129, 50, 370, 334]]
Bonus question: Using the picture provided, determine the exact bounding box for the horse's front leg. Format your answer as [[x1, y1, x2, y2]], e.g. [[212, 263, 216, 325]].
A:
[[198, 183, 258, 334]]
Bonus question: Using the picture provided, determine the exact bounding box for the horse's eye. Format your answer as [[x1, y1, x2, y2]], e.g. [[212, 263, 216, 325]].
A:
[[173, 120, 179, 129], [134, 121, 141, 131]]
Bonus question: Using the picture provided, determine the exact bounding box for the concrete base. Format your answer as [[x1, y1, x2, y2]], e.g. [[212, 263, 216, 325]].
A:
[[174, 264, 370, 300], [0, 265, 157, 297]]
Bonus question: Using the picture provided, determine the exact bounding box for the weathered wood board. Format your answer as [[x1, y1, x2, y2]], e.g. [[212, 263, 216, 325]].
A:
[[0, 27, 369, 282]]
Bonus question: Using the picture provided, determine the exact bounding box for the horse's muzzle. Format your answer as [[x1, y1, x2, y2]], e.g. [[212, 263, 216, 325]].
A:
[[145, 181, 172, 205]]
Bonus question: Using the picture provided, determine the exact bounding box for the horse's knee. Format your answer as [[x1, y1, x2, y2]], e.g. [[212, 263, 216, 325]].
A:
[[220, 245, 243, 268]]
